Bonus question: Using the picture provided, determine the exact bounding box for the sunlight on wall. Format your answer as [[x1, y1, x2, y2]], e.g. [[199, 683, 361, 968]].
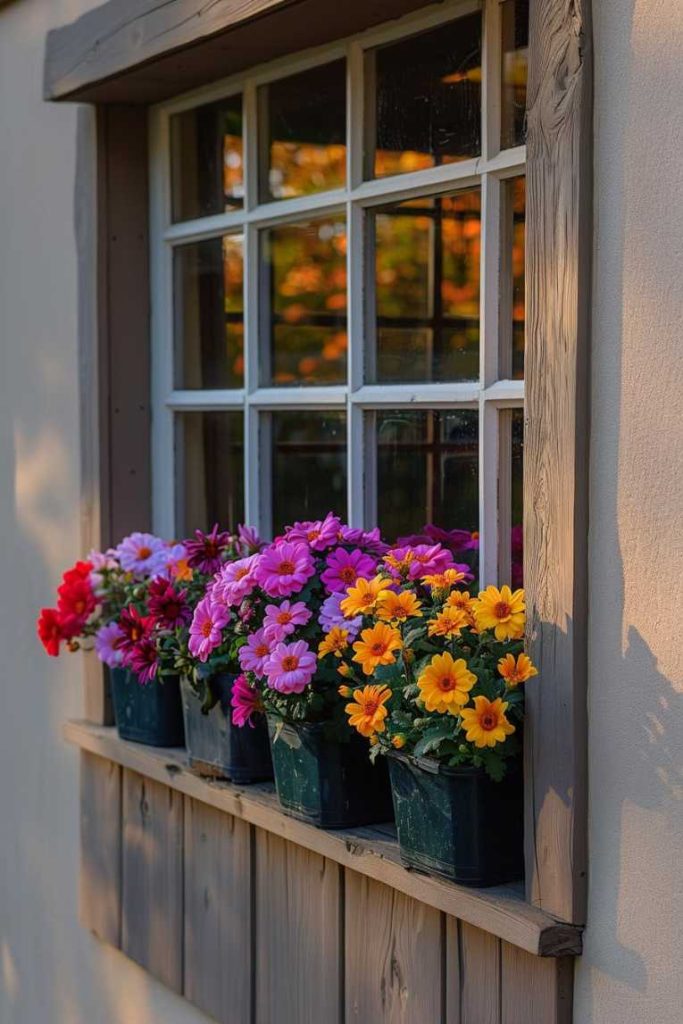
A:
[[13, 424, 76, 573]]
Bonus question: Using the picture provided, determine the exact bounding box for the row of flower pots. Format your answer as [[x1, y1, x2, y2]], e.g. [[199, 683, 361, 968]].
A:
[[39, 516, 529, 888]]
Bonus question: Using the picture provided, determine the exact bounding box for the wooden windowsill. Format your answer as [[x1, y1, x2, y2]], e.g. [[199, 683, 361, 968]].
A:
[[64, 719, 582, 958]]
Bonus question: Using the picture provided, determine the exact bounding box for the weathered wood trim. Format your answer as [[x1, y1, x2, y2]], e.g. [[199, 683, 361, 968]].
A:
[[64, 720, 582, 958], [523, 0, 592, 924], [44, 0, 440, 104], [79, 751, 122, 944]]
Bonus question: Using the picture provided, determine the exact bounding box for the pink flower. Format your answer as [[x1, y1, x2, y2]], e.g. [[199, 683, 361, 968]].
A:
[[124, 637, 159, 685], [213, 554, 259, 606], [254, 541, 315, 597], [116, 532, 167, 577], [263, 600, 312, 643], [188, 597, 230, 662], [231, 673, 263, 728], [338, 525, 389, 555], [94, 622, 124, 668], [264, 640, 317, 694], [238, 628, 272, 677], [237, 524, 264, 555], [320, 547, 377, 593], [406, 543, 455, 579], [284, 512, 341, 551]]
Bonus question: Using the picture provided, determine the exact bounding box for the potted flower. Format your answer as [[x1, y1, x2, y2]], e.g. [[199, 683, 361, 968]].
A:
[[193, 513, 393, 828], [331, 547, 535, 887]]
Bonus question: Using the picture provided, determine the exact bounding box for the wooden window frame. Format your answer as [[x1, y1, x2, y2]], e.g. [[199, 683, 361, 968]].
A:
[[51, 0, 591, 928]]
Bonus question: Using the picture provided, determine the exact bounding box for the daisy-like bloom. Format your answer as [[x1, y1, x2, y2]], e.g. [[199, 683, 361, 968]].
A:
[[473, 585, 525, 641], [382, 546, 415, 579], [237, 524, 264, 555], [185, 524, 233, 575], [405, 543, 454, 581], [497, 652, 537, 686], [264, 640, 317, 694], [157, 542, 188, 579], [116, 606, 155, 652], [376, 589, 423, 623], [147, 577, 191, 629], [125, 637, 159, 685], [352, 622, 402, 676], [231, 673, 263, 728], [422, 567, 470, 590], [460, 696, 515, 748], [285, 512, 342, 551], [319, 592, 362, 638], [188, 597, 230, 662], [318, 626, 350, 659], [254, 541, 315, 598], [88, 549, 119, 594], [417, 652, 476, 714], [213, 554, 260, 606], [116, 532, 167, 577], [94, 621, 125, 667], [344, 684, 391, 737], [320, 547, 378, 593], [427, 606, 469, 638], [237, 627, 272, 677], [338, 525, 388, 555], [57, 575, 96, 624], [340, 576, 387, 618], [263, 600, 312, 643]]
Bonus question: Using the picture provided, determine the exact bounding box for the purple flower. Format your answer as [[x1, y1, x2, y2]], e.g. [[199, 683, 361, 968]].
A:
[[253, 541, 315, 598], [231, 674, 263, 728], [147, 578, 191, 628], [116, 532, 167, 577], [320, 547, 377, 593], [184, 524, 233, 575], [188, 597, 230, 662], [237, 524, 264, 555], [264, 640, 317, 694], [338, 525, 389, 555], [212, 554, 259, 606], [319, 592, 362, 639], [94, 622, 124, 668], [158, 542, 188, 579], [284, 512, 342, 551], [238, 628, 272, 678]]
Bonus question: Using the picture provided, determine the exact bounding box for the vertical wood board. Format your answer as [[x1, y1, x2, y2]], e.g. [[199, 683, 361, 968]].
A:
[[501, 942, 574, 1024], [79, 751, 121, 945], [459, 922, 501, 1024]]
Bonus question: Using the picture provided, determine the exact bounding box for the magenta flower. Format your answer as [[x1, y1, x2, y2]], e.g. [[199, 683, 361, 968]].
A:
[[237, 524, 264, 555], [284, 512, 342, 551], [147, 578, 190, 628], [125, 637, 160, 685], [264, 640, 317, 694], [254, 541, 315, 597], [263, 600, 312, 643], [231, 674, 263, 728], [237, 628, 272, 677], [338, 525, 389, 555], [213, 554, 259, 606], [185, 524, 233, 575], [318, 592, 362, 639], [188, 597, 230, 662], [406, 543, 456, 579], [116, 532, 167, 577], [94, 622, 124, 668], [320, 547, 377, 593]]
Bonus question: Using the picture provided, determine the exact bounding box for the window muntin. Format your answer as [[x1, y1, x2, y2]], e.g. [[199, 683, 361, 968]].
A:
[[152, 0, 526, 585], [170, 94, 244, 221]]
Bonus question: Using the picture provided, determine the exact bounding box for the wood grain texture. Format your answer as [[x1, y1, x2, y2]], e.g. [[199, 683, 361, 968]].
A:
[[501, 942, 574, 1024], [64, 720, 582, 957], [345, 873, 443, 1023], [444, 916, 461, 1024], [44, 0, 438, 104], [255, 830, 341, 1024], [121, 769, 183, 990], [183, 799, 252, 1024], [523, 0, 592, 923], [79, 751, 121, 944], [459, 923, 501, 1024]]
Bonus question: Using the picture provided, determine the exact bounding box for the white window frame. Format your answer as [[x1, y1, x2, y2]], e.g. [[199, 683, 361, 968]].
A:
[[149, 0, 525, 583]]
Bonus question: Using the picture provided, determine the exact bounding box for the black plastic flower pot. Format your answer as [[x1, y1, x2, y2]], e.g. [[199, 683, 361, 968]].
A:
[[110, 668, 185, 747], [180, 674, 273, 783], [387, 751, 524, 887], [267, 715, 394, 829]]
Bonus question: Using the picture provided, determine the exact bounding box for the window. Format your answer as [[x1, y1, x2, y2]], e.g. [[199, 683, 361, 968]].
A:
[[150, 0, 528, 584]]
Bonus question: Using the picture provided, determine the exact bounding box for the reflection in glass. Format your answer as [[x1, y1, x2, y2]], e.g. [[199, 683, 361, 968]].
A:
[[268, 412, 347, 534], [369, 13, 481, 179], [174, 235, 244, 389], [372, 190, 480, 383], [500, 176, 525, 378], [176, 411, 244, 533], [374, 409, 478, 546], [262, 217, 347, 385], [259, 60, 346, 202], [170, 95, 243, 221], [501, 0, 529, 149]]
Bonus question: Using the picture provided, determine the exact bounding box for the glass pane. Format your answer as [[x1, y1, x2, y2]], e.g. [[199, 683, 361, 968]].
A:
[[175, 411, 244, 533], [501, 0, 529, 149], [170, 95, 243, 221], [371, 189, 480, 383], [262, 216, 347, 385], [174, 235, 244, 389], [369, 13, 481, 179], [500, 176, 525, 378], [259, 60, 346, 202], [511, 408, 524, 587], [268, 411, 347, 534], [374, 409, 479, 547]]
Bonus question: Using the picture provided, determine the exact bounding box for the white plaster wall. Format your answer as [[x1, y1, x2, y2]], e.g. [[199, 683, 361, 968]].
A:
[[0, 2, 208, 1022], [574, 0, 683, 1022]]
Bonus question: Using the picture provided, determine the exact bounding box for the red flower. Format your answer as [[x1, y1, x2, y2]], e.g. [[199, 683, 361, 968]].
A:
[[61, 560, 93, 585], [37, 608, 71, 657], [124, 637, 159, 685], [116, 606, 155, 653], [147, 578, 190, 629], [57, 577, 96, 623]]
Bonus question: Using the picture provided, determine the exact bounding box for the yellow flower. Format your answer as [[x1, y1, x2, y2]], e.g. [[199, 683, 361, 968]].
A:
[[473, 585, 525, 640], [421, 568, 468, 589], [338, 663, 352, 678], [172, 558, 194, 582], [497, 652, 538, 686], [340, 576, 386, 617], [337, 684, 352, 698], [376, 590, 423, 622], [427, 606, 469, 638], [460, 696, 515, 748], [318, 626, 350, 659], [352, 622, 402, 675], [383, 550, 415, 577], [417, 653, 476, 714], [345, 684, 392, 737], [391, 734, 406, 750]]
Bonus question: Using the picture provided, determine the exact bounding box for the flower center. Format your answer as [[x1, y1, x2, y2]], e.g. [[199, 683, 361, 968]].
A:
[[201, 620, 213, 638], [480, 711, 498, 731], [307, 529, 320, 542], [339, 566, 357, 583], [137, 546, 152, 560], [255, 644, 269, 657], [235, 567, 249, 580], [494, 601, 511, 620], [278, 560, 296, 575], [281, 655, 299, 671], [438, 675, 455, 692], [205, 541, 219, 556], [364, 699, 379, 716], [277, 611, 293, 624], [75, 600, 85, 614], [370, 641, 388, 656], [131, 626, 142, 642]]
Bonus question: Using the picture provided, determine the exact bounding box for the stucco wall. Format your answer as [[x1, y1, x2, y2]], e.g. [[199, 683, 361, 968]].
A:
[[574, 0, 683, 1022]]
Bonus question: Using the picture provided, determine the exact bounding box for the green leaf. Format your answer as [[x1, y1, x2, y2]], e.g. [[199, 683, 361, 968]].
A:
[[413, 717, 456, 758]]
